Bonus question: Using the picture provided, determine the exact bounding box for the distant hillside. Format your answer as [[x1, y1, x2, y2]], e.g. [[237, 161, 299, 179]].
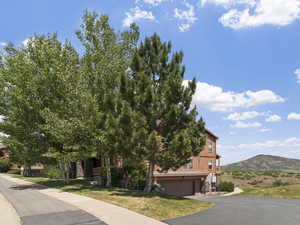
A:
[[222, 155, 300, 172]]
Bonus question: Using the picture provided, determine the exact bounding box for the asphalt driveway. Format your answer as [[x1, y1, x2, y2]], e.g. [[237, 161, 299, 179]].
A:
[[0, 176, 107, 225], [166, 196, 300, 225]]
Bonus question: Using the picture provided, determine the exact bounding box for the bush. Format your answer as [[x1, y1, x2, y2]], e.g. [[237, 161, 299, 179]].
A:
[[7, 169, 21, 175], [272, 180, 290, 187], [43, 165, 62, 179], [0, 159, 12, 172], [219, 181, 235, 192], [248, 180, 263, 186]]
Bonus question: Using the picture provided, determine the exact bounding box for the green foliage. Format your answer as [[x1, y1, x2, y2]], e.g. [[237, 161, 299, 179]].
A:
[[43, 165, 62, 179], [219, 181, 235, 192], [0, 11, 206, 192], [248, 180, 263, 186], [131, 33, 206, 191], [272, 180, 290, 187], [6, 169, 20, 175], [0, 159, 12, 172]]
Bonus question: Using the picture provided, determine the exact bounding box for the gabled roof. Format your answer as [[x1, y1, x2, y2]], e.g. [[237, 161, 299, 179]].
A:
[[0, 143, 7, 149], [205, 128, 218, 140]]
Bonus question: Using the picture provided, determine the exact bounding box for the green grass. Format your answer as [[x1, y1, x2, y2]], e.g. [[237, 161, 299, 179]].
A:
[[237, 184, 300, 199], [12, 175, 213, 220]]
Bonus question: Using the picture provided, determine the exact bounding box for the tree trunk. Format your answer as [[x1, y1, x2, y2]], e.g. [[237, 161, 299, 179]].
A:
[[69, 162, 77, 179], [59, 162, 70, 184], [105, 157, 111, 187], [83, 159, 93, 178], [122, 171, 131, 189], [64, 163, 70, 184], [144, 161, 155, 193], [22, 165, 32, 177]]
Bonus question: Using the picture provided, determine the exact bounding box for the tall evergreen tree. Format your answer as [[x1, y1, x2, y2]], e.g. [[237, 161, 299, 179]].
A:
[[131, 34, 206, 192]]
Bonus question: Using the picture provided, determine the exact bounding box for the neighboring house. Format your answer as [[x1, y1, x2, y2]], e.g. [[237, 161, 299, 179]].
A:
[[154, 129, 221, 196], [0, 143, 43, 172], [79, 128, 221, 197], [0, 143, 9, 159]]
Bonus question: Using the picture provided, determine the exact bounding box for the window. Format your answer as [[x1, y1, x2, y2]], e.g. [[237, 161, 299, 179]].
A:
[[208, 160, 213, 170], [182, 160, 193, 169], [208, 142, 213, 153]]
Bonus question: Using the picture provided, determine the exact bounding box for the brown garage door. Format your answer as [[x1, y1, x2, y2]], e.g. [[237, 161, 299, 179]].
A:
[[158, 180, 195, 196]]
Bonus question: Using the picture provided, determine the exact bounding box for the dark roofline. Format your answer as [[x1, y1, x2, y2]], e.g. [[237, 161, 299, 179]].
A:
[[205, 128, 218, 140]]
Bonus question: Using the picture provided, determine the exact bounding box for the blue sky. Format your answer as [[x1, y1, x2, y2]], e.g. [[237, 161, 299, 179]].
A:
[[1, 0, 300, 165]]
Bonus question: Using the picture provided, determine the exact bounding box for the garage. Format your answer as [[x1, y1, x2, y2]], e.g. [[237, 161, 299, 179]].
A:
[[158, 179, 195, 197]]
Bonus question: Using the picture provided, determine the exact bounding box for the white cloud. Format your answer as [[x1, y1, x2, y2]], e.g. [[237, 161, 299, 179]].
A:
[[226, 111, 262, 121], [22, 38, 30, 46], [0, 42, 8, 47], [185, 81, 285, 112], [288, 112, 300, 120], [219, 0, 300, 29], [201, 0, 256, 8], [231, 121, 262, 128], [174, 3, 198, 32], [141, 0, 167, 6], [123, 7, 155, 27], [219, 137, 300, 150], [294, 69, 300, 83], [260, 128, 271, 132], [265, 114, 282, 122]]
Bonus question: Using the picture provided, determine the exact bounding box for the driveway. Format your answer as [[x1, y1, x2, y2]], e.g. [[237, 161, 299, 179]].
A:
[[0, 176, 107, 225], [166, 196, 300, 225]]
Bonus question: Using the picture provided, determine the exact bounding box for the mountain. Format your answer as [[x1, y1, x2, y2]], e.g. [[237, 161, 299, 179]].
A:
[[222, 155, 300, 172]]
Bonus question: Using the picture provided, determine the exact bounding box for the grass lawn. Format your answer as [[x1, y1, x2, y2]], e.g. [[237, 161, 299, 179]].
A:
[[237, 184, 300, 199], [11, 175, 213, 220]]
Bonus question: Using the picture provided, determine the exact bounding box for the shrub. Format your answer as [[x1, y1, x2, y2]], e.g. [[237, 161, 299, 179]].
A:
[[43, 165, 62, 179], [0, 159, 12, 172], [248, 180, 263, 186], [7, 169, 20, 175], [219, 181, 235, 192], [272, 180, 290, 187]]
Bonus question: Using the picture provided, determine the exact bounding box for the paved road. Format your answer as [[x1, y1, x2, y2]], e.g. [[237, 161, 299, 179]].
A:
[[166, 196, 300, 225], [0, 176, 107, 225]]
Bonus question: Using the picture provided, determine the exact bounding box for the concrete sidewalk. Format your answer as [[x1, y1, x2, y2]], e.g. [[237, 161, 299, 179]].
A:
[[223, 187, 244, 196], [0, 174, 167, 225], [0, 192, 20, 225]]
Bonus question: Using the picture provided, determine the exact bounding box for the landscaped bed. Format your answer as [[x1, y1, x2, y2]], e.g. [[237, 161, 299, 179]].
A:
[[11, 175, 213, 220]]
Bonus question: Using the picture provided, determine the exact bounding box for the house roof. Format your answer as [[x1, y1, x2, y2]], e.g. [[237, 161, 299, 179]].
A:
[[0, 143, 6, 149], [205, 128, 218, 140]]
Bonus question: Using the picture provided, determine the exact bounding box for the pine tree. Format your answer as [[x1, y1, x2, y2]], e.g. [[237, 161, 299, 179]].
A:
[[131, 34, 206, 192]]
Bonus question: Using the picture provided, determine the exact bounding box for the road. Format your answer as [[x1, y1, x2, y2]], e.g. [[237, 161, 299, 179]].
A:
[[166, 195, 300, 225], [0, 176, 107, 225]]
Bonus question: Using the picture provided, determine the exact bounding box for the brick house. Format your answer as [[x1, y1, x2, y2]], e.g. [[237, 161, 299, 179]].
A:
[[154, 129, 221, 196]]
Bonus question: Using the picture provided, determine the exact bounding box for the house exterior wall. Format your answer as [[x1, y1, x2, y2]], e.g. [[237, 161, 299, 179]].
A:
[[154, 129, 221, 196]]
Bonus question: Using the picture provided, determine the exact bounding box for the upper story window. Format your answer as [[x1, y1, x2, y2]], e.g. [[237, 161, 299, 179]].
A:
[[208, 160, 213, 170], [208, 142, 213, 153], [182, 160, 193, 169]]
